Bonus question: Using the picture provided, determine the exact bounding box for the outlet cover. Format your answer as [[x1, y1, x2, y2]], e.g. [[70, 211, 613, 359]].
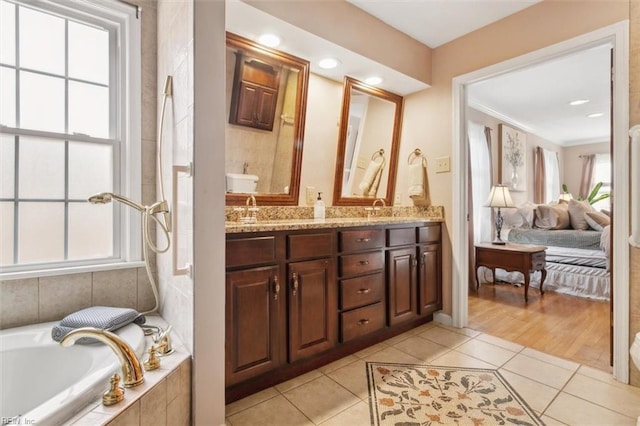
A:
[[436, 156, 450, 173], [306, 186, 316, 205]]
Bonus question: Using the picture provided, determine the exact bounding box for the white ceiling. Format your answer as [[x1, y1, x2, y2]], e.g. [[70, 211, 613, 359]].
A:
[[228, 0, 611, 145]]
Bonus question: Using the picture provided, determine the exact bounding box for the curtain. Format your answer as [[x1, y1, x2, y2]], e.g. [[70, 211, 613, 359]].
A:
[[533, 146, 545, 204], [467, 122, 493, 290], [543, 149, 560, 203], [579, 154, 596, 199]]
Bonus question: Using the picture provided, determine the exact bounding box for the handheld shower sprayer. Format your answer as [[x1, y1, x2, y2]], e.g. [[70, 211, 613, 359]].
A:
[[88, 192, 147, 213]]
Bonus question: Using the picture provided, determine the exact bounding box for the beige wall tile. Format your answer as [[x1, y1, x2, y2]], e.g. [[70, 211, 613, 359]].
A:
[[0, 278, 39, 329], [92, 269, 138, 309], [39, 273, 92, 322], [107, 400, 140, 426], [137, 267, 156, 313], [140, 380, 167, 426]]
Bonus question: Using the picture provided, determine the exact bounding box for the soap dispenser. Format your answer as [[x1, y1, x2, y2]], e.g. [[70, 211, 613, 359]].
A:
[[314, 192, 325, 220]]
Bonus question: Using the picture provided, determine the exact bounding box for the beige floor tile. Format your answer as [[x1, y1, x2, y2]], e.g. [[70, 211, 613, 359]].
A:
[[227, 395, 312, 426], [326, 360, 370, 400], [544, 393, 637, 425], [429, 349, 496, 369], [318, 355, 358, 374], [274, 369, 323, 393], [502, 353, 575, 389], [498, 369, 560, 413], [455, 338, 517, 367], [437, 324, 481, 337], [392, 335, 450, 362], [225, 387, 279, 416], [521, 347, 580, 372], [540, 414, 569, 425], [418, 326, 471, 348], [406, 321, 438, 335], [362, 346, 423, 364], [563, 373, 640, 419], [476, 332, 526, 353], [283, 376, 361, 424], [318, 400, 371, 426], [382, 330, 414, 346], [353, 341, 388, 359], [576, 365, 624, 388]]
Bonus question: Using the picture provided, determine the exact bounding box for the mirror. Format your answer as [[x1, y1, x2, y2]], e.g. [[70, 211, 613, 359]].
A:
[[333, 76, 403, 206], [225, 32, 310, 206]]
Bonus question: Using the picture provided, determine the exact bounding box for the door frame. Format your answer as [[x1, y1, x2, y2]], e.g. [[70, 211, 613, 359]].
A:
[[451, 22, 630, 382]]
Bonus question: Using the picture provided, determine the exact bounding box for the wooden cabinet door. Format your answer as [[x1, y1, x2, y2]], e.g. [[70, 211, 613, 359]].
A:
[[288, 258, 337, 362], [387, 247, 418, 326], [418, 244, 442, 316], [226, 265, 283, 386]]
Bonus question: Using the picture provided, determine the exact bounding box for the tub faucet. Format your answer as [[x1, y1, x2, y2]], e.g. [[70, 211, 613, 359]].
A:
[[60, 327, 144, 388]]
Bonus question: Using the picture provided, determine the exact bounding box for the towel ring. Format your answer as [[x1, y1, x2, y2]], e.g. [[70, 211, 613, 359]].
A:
[[408, 148, 427, 167], [371, 149, 386, 167]]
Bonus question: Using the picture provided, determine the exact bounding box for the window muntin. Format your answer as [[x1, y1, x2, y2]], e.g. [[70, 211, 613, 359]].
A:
[[0, 0, 140, 273]]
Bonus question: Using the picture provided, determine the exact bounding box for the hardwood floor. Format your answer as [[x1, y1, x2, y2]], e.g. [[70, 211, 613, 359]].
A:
[[468, 281, 611, 373]]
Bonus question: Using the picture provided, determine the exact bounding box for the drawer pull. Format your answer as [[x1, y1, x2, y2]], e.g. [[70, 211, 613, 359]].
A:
[[291, 272, 299, 297], [358, 319, 370, 325], [357, 288, 371, 294], [357, 238, 371, 243], [273, 276, 280, 301], [359, 260, 370, 266]]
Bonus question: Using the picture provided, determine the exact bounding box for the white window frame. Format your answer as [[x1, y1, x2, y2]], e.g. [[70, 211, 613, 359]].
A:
[[0, 0, 141, 278]]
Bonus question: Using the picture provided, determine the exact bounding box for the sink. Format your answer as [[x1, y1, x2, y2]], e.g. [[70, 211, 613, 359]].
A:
[[226, 173, 259, 193]]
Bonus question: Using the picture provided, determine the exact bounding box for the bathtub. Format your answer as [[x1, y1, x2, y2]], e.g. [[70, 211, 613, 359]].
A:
[[0, 321, 146, 426]]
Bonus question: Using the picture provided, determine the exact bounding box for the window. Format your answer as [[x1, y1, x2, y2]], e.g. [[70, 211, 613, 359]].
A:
[[542, 148, 560, 203], [591, 153, 611, 211], [0, 0, 140, 275]]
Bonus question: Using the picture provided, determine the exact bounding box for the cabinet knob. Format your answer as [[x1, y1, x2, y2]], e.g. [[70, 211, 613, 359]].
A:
[[359, 260, 370, 266], [357, 319, 370, 326], [421, 252, 426, 267], [411, 255, 418, 268], [291, 272, 299, 296], [273, 276, 280, 301], [357, 288, 371, 294], [356, 238, 370, 243]]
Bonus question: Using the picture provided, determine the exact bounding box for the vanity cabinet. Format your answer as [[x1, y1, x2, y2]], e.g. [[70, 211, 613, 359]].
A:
[[225, 221, 441, 402]]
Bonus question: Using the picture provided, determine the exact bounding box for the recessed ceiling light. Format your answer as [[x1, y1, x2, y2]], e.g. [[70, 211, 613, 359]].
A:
[[258, 33, 280, 48], [365, 76, 383, 85], [318, 58, 340, 69], [587, 112, 604, 118], [569, 99, 590, 106]]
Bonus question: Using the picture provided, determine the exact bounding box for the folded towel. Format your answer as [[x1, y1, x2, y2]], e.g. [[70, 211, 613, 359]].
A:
[[359, 160, 384, 197], [51, 306, 146, 343], [408, 162, 431, 206]]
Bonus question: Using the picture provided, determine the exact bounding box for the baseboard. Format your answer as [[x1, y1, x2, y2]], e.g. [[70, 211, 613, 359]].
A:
[[433, 311, 452, 326]]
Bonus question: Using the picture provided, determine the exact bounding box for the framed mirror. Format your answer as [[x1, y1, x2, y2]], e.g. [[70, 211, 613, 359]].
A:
[[225, 32, 310, 206], [333, 76, 403, 206]]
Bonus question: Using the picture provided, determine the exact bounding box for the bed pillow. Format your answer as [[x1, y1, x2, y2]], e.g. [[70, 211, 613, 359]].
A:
[[600, 224, 611, 261], [568, 199, 594, 230], [534, 203, 570, 230], [502, 202, 537, 229], [584, 210, 611, 231]]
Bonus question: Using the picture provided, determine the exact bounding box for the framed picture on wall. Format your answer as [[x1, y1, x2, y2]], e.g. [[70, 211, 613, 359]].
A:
[[498, 124, 527, 192]]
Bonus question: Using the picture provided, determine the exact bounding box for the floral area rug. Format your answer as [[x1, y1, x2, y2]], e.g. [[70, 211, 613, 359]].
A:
[[367, 362, 544, 425]]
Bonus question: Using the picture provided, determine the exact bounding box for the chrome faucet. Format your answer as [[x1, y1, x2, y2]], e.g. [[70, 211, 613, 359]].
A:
[[60, 327, 144, 388]]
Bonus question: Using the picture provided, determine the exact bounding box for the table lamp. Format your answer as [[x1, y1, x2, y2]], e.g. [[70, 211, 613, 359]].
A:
[[484, 184, 515, 245]]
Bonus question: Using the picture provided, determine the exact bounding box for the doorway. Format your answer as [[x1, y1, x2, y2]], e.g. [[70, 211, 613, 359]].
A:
[[450, 22, 630, 383]]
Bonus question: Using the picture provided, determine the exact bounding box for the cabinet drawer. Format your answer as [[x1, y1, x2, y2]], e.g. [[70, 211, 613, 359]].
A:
[[226, 236, 277, 268], [341, 302, 385, 342], [340, 251, 384, 277], [340, 273, 384, 310], [531, 251, 546, 269], [339, 229, 384, 252], [387, 228, 416, 247], [418, 225, 441, 243], [288, 233, 334, 260]]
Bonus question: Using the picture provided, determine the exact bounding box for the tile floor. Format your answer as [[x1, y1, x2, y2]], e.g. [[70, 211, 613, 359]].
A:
[[225, 322, 640, 425]]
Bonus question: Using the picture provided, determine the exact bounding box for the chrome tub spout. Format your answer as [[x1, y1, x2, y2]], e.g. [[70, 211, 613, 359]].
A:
[[60, 327, 144, 388]]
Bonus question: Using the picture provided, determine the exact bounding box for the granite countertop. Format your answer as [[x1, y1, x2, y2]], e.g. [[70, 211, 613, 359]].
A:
[[225, 216, 443, 233]]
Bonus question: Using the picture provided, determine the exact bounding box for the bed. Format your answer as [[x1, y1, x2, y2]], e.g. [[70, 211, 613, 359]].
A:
[[478, 201, 611, 301]]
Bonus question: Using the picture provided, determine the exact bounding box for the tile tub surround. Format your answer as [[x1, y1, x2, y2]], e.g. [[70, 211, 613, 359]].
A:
[[0, 267, 156, 330], [63, 316, 191, 426]]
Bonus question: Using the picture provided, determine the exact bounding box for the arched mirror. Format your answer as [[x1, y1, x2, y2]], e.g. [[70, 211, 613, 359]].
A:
[[333, 76, 403, 206], [225, 32, 310, 206]]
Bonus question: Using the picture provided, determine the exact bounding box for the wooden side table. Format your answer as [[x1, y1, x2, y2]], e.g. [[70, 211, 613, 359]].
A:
[[475, 242, 547, 302]]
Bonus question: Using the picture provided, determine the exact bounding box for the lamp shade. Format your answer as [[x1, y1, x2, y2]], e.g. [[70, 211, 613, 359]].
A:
[[484, 185, 515, 208], [558, 192, 573, 202]]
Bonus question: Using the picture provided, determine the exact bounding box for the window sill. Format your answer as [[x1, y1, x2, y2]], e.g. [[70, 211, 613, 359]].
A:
[[0, 261, 147, 281]]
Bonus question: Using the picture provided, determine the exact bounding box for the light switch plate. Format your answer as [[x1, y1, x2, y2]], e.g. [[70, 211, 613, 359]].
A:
[[436, 156, 450, 173], [306, 186, 316, 206]]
